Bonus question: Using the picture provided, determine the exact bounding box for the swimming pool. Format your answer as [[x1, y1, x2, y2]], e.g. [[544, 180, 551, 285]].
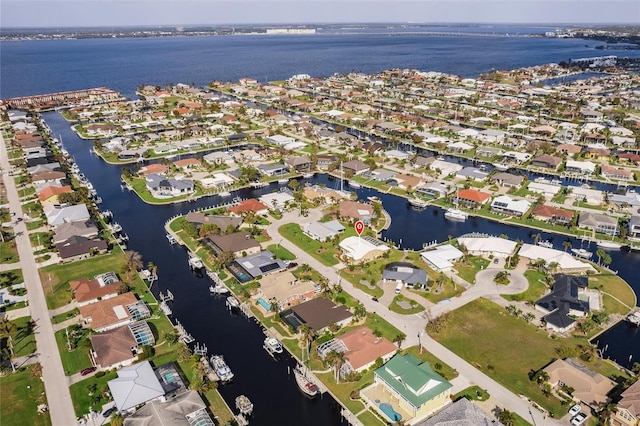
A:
[[257, 298, 272, 311], [379, 403, 402, 422]]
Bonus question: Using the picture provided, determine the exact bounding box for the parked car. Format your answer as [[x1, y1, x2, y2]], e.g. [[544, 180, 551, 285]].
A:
[[102, 407, 117, 417], [569, 404, 581, 417], [80, 367, 96, 376], [571, 413, 587, 426], [493, 258, 499, 264]]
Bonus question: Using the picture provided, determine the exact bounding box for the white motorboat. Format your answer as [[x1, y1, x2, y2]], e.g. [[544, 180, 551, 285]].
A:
[[210, 355, 234, 382], [494, 163, 509, 171], [302, 172, 315, 178], [209, 284, 230, 294], [249, 181, 268, 188], [277, 178, 289, 184], [626, 312, 640, 326], [444, 208, 468, 222], [596, 240, 623, 250], [219, 191, 231, 197], [188, 254, 204, 270], [235, 395, 253, 416], [348, 180, 361, 189], [571, 248, 593, 259], [408, 197, 428, 209], [166, 233, 177, 244], [537, 240, 553, 249], [263, 337, 283, 355], [226, 296, 240, 310], [367, 196, 381, 203], [293, 364, 319, 397]]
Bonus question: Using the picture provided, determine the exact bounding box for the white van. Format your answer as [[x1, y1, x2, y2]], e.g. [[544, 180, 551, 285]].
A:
[[395, 282, 403, 294]]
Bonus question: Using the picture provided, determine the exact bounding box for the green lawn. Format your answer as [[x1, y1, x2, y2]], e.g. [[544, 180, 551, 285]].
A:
[[40, 250, 128, 310], [69, 370, 118, 415], [455, 256, 490, 283], [0, 364, 51, 426], [0, 240, 19, 264], [279, 223, 339, 266], [55, 327, 93, 375], [503, 269, 549, 303], [9, 316, 37, 357], [266, 244, 297, 260], [454, 385, 490, 402], [430, 298, 585, 418], [589, 273, 636, 312], [389, 295, 424, 315], [51, 308, 80, 325], [0, 269, 24, 287], [357, 409, 387, 426]]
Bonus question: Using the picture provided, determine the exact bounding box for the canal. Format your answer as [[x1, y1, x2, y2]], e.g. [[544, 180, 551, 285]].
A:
[[45, 103, 640, 426]]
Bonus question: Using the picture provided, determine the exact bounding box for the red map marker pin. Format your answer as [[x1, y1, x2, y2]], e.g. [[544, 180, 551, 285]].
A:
[[355, 220, 364, 236]]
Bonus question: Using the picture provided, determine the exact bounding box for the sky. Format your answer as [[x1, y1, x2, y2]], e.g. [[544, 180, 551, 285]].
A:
[[1, 0, 639, 28]]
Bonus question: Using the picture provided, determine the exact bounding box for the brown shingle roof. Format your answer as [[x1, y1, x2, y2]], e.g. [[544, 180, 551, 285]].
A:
[[89, 325, 137, 368], [70, 277, 121, 304], [290, 298, 352, 331]]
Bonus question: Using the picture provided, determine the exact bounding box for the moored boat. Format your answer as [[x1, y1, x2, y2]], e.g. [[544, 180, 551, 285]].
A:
[[302, 172, 315, 178], [444, 208, 468, 222], [188, 254, 204, 270], [367, 196, 381, 203], [249, 181, 269, 188], [408, 198, 428, 209], [571, 248, 593, 259], [235, 395, 253, 416], [263, 337, 283, 355], [348, 180, 361, 189], [219, 190, 232, 197], [226, 296, 240, 310], [293, 364, 319, 397], [537, 240, 553, 249], [277, 178, 289, 184], [210, 354, 234, 382], [166, 233, 177, 244], [626, 311, 640, 326], [210, 284, 230, 294], [596, 240, 623, 250]]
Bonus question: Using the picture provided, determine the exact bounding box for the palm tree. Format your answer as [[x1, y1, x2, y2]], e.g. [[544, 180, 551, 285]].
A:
[[298, 325, 315, 363], [393, 333, 406, 349], [124, 250, 143, 280], [596, 248, 605, 265], [563, 240, 572, 252], [325, 350, 346, 384], [353, 304, 367, 321], [533, 233, 542, 245], [497, 408, 516, 426]]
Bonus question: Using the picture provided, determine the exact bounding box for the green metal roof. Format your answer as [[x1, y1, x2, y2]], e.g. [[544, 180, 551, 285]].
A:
[[374, 353, 453, 408]]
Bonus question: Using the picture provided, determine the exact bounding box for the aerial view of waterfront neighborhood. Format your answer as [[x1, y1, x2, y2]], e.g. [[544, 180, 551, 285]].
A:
[[3, 22, 640, 426]]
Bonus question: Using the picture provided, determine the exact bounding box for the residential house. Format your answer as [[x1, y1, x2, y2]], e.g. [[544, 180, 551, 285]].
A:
[[338, 200, 374, 224], [303, 220, 345, 242], [420, 244, 464, 272], [452, 189, 492, 209], [455, 167, 489, 182], [535, 274, 590, 333], [316, 155, 338, 170], [281, 297, 353, 333], [531, 204, 574, 225], [46, 204, 91, 226], [257, 271, 317, 311], [415, 181, 451, 199], [457, 236, 518, 259], [123, 390, 214, 426], [316, 327, 397, 378], [610, 379, 640, 426], [203, 231, 261, 258], [55, 236, 108, 261], [38, 185, 73, 205], [145, 174, 195, 198], [601, 165, 634, 181], [52, 220, 99, 244], [140, 163, 169, 176], [90, 324, 138, 369], [257, 163, 289, 177], [79, 292, 145, 332], [368, 353, 452, 421], [342, 160, 370, 176], [339, 236, 389, 262], [70, 272, 121, 306], [629, 216, 640, 239], [490, 195, 531, 217], [107, 361, 165, 412], [229, 198, 269, 217], [417, 397, 504, 426], [530, 154, 562, 170], [543, 358, 616, 408], [491, 172, 524, 188], [382, 262, 428, 289], [565, 159, 596, 175], [578, 212, 619, 236], [228, 251, 287, 283], [284, 155, 312, 172], [173, 158, 201, 171]]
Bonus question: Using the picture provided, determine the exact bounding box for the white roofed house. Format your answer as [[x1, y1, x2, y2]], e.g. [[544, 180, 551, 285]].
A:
[[382, 262, 428, 289], [490, 195, 531, 217], [629, 215, 640, 240], [578, 212, 619, 236], [478, 128, 506, 143], [565, 159, 596, 175], [303, 220, 345, 242], [107, 361, 165, 413], [457, 236, 517, 259], [45, 204, 91, 227]]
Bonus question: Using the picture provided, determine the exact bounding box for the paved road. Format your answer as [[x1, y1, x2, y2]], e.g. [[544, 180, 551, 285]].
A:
[[265, 210, 562, 425], [1, 132, 77, 425]]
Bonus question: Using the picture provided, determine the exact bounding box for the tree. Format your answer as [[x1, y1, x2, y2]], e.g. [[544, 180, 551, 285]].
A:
[[124, 250, 143, 280], [393, 333, 406, 349], [298, 325, 315, 363], [215, 250, 235, 268], [497, 408, 516, 426], [353, 304, 367, 320], [563, 240, 572, 252], [325, 350, 346, 384], [596, 248, 605, 265]]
